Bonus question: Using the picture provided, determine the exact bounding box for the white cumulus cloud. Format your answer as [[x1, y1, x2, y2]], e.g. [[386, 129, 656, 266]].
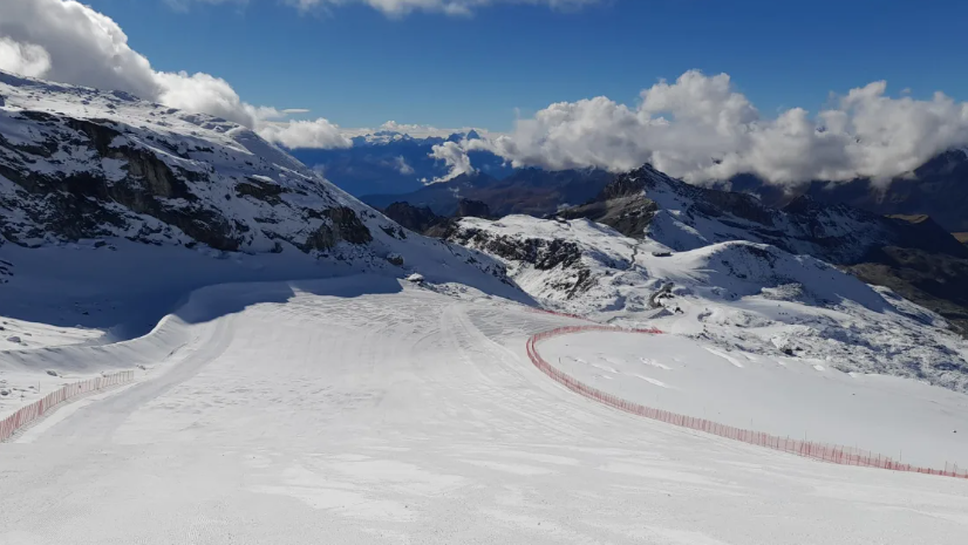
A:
[[429, 141, 476, 183], [472, 70, 968, 185], [0, 37, 52, 78], [258, 118, 351, 149], [0, 0, 347, 149], [392, 155, 415, 175]]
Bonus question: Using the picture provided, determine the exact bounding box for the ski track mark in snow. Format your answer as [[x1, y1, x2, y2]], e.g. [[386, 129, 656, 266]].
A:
[[703, 347, 745, 368], [632, 374, 672, 389], [640, 357, 673, 370], [590, 359, 619, 374]]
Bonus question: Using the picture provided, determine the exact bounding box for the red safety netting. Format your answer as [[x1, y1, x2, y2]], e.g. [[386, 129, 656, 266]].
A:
[[0, 371, 135, 442], [527, 325, 968, 480]]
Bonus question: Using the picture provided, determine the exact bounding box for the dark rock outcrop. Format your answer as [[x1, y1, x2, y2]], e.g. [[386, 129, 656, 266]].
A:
[[456, 199, 491, 219], [383, 202, 445, 234]]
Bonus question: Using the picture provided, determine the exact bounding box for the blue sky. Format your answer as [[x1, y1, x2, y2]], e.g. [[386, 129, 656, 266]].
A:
[[83, 0, 968, 131]]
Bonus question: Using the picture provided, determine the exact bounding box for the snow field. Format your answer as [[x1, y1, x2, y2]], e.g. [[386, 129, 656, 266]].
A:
[[2, 279, 968, 544], [539, 328, 968, 472], [0, 240, 525, 420]]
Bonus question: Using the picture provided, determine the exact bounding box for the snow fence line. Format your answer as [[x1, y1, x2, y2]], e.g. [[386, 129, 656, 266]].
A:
[[527, 325, 968, 480], [0, 371, 136, 442]]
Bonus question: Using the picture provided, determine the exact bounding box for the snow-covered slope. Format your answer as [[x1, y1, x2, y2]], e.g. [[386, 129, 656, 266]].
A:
[[4, 280, 966, 544], [559, 164, 968, 337], [451, 215, 968, 392], [0, 70, 527, 407], [0, 71, 523, 294], [0, 70, 515, 282]]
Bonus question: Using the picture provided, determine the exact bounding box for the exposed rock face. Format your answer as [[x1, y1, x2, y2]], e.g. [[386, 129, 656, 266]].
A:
[[449, 227, 582, 271], [301, 206, 373, 252], [446, 222, 595, 298], [456, 198, 491, 219], [560, 194, 658, 240], [0, 71, 378, 255], [383, 202, 444, 234], [848, 247, 968, 336], [381, 199, 493, 241]]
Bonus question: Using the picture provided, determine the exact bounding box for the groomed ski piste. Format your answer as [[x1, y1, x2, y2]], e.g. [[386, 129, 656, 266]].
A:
[[3, 270, 968, 544]]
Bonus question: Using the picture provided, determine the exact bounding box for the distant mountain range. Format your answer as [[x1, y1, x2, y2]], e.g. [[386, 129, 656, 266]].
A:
[[363, 168, 615, 218], [726, 149, 968, 233], [288, 130, 513, 197], [291, 128, 968, 241]]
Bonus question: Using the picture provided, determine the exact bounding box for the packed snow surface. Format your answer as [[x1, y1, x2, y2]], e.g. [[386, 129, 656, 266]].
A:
[[543, 330, 968, 469], [0, 241, 524, 419], [2, 277, 968, 544]]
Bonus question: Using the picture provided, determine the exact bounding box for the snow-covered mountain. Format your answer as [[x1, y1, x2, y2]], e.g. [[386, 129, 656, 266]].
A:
[[547, 164, 968, 335], [560, 165, 968, 264], [0, 70, 524, 344], [450, 214, 968, 393]]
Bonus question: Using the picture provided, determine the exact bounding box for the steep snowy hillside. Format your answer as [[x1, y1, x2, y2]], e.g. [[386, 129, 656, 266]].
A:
[[560, 164, 968, 335], [451, 215, 968, 392], [0, 71, 524, 346]]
